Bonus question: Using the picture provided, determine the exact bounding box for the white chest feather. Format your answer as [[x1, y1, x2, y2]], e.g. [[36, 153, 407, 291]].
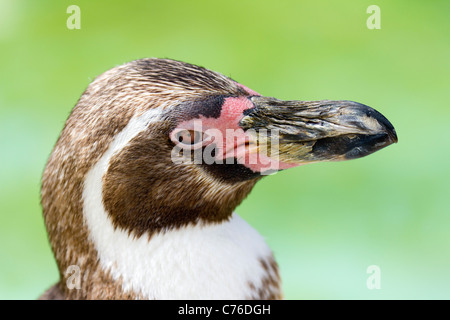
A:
[[91, 212, 273, 299], [82, 108, 275, 299]]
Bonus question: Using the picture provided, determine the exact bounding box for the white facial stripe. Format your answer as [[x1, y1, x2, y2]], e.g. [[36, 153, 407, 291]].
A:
[[82, 107, 163, 269], [82, 107, 275, 299]]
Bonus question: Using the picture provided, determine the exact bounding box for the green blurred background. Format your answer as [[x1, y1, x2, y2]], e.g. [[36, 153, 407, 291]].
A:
[[1, 0, 449, 299]]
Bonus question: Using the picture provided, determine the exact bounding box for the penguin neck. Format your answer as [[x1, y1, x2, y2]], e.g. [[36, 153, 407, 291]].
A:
[[82, 207, 275, 299], [72, 107, 273, 299], [83, 151, 273, 299], [83, 149, 273, 299]]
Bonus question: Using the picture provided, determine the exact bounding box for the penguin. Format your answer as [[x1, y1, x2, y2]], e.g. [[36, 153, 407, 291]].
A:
[[39, 58, 397, 299]]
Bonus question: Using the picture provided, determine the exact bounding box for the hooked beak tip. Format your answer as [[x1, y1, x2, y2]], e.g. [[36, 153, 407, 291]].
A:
[[388, 128, 398, 144], [364, 105, 398, 143]]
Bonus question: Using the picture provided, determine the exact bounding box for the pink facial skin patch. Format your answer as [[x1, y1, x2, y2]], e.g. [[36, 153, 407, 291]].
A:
[[171, 85, 300, 175], [235, 82, 261, 96]]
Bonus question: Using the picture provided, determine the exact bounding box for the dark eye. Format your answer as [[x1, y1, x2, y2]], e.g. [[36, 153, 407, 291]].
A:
[[175, 130, 204, 145]]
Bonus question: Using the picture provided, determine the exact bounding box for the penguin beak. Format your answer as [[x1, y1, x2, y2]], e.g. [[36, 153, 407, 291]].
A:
[[240, 96, 398, 165]]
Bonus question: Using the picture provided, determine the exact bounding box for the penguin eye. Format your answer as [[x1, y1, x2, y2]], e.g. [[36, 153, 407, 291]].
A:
[[176, 130, 202, 145], [171, 129, 209, 149]]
